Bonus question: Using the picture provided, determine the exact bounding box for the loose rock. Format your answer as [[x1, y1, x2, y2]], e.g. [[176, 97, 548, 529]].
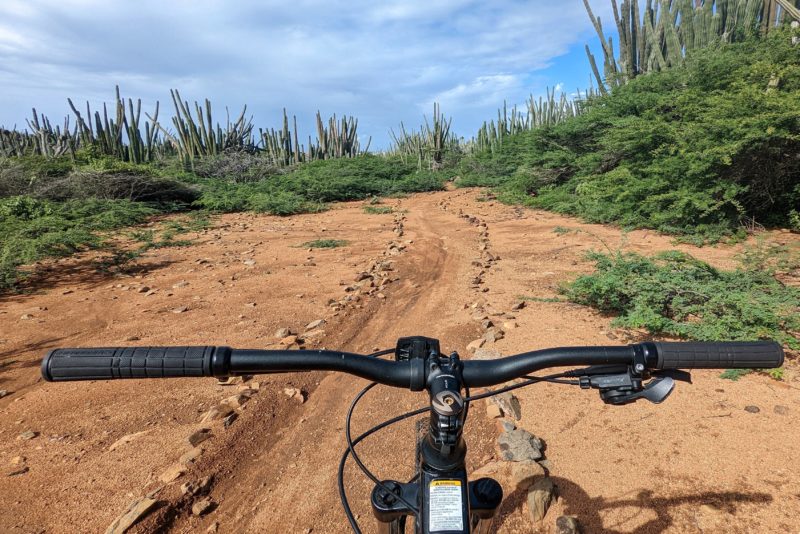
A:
[[18, 430, 38, 441], [284, 387, 306, 403], [466, 339, 485, 353], [109, 430, 150, 451], [274, 327, 292, 339], [179, 447, 203, 465], [556, 515, 581, 534], [305, 319, 325, 331], [192, 497, 214, 516], [774, 405, 789, 415], [493, 392, 522, 420], [498, 428, 543, 462], [511, 301, 526, 311], [172, 306, 189, 314], [486, 404, 502, 419], [158, 463, 186, 483], [187, 428, 213, 447], [105, 497, 158, 534], [527, 477, 555, 522], [483, 328, 504, 343], [744, 405, 760, 414]]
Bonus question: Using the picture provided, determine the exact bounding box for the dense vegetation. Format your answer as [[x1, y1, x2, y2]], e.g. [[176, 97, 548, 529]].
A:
[[563, 246, 799, 350], [0, 153, 444, 290], [460, 30, 800, 242]]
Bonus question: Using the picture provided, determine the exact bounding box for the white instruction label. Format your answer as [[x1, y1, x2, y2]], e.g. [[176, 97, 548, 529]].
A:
[[429, 479, 464, 532]]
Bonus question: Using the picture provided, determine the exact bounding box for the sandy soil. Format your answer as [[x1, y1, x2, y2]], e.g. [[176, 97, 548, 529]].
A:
[[0, 189, 798, 534]]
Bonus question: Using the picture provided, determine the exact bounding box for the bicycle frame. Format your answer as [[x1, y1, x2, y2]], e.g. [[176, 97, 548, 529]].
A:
[[369, 338, 502, 534]]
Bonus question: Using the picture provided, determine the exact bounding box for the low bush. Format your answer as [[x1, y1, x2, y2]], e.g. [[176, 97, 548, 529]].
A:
[[0, 196, 157, 290], [562, 249, 799, 350]]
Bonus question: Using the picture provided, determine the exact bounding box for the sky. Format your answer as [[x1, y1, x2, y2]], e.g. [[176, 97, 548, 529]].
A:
[[0, 0, 614, 149]]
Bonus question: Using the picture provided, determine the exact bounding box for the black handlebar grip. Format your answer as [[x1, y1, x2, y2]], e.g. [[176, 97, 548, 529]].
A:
[[41, 346, 231, 382], [653, 341, 784, 370]]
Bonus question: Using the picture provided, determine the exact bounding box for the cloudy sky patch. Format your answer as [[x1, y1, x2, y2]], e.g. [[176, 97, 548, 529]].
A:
[[0, 0, 611, 147]]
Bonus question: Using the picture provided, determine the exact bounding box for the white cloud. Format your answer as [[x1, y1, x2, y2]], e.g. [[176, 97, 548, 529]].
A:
[[0, 0, 612, 146]]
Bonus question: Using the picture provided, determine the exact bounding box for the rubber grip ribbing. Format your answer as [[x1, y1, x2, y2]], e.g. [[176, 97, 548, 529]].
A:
[[653, 341, 784, 370], [41, 346, 228, 381]]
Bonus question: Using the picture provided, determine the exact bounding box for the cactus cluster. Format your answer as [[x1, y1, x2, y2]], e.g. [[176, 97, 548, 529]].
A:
[[389, 103, 457, 169], [260, 110, 369, 167], [584, 0, 800, 92], [471, 88, 595, 155], [0, 88, 368, 167]]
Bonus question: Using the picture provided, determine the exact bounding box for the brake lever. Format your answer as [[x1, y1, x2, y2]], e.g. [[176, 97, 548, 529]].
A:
[[654, 369, 692, 384]]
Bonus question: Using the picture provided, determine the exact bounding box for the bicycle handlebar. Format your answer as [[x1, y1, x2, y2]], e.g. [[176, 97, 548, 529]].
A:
[[41, 341, 784, 388]]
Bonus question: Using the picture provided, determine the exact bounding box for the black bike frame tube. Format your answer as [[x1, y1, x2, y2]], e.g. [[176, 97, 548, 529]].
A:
[[460, 346, 640, 387]]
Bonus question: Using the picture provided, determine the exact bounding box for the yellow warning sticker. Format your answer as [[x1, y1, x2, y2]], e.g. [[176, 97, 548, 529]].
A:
[[430, 480, 461, 487]]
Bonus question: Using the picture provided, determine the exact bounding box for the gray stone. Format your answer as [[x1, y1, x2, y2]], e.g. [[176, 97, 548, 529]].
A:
[[493, 392, 522, 420], [498, 428, 543, 462], [744, 405, 760, 414]]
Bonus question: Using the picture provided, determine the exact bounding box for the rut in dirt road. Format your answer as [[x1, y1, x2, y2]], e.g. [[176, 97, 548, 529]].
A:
[[176, 192, 503, 533]]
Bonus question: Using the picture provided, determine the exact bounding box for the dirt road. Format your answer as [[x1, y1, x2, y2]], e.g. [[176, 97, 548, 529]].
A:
[[1, 189, 798, 533]]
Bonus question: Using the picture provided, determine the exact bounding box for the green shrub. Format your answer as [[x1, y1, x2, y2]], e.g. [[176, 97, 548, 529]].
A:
[[0, 196, 157, 290], [463, 31, 800, 240], [363, 205, 393, 214], [301, 239, 348, 248], [563, 249, 799, 349]]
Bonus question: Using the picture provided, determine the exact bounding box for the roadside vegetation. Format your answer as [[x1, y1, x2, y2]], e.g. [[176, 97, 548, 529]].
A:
[[459, 29, 800, 243]]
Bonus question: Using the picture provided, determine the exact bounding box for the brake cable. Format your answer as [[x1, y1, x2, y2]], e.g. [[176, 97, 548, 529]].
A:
[[338, 367, 576, 533]]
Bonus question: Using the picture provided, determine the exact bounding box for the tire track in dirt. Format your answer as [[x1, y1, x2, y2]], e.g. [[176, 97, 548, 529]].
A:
[[167, 193, 498, 533]]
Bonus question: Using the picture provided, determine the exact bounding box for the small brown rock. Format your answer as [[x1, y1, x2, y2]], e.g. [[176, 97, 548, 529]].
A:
[[305, 319, 325, 331], [486, 404, 502, 419], [105, 497, 158, 534], [172, 306, 189, 314], [187, 428, 212, 447], [158, 463, 186, 483], [511, 301, 526, 311], [284, 387, 306, 403], [744, 405, 760, 414], [274, 327, 293, 339], [109, 430, 150, 451], [179, 447, 203, 465], [17, 430, 38, 441], [192, 497, 214, 516], [774, 405, 789, 415]]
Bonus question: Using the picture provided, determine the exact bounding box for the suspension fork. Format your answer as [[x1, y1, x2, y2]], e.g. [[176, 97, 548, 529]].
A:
[[371, 340, 502, 533]]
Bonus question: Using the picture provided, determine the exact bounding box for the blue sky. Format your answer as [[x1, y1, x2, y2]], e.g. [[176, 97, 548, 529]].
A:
[[0, 0, 614, 149]]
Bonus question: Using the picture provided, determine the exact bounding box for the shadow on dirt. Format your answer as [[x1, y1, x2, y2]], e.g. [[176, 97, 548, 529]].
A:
[[495, 476, 773, 533], [0, 257, 176, 303]]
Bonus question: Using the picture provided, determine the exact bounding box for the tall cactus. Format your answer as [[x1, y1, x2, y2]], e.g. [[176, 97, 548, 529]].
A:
[[584, 0, 800, 90], [389, 103, 456, 169]]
